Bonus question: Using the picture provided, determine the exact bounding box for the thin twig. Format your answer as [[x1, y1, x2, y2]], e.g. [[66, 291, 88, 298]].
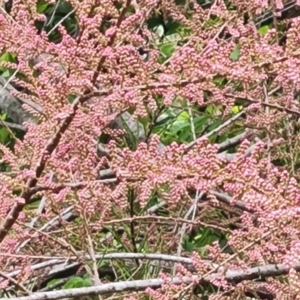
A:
[[0, 121, 26, 131], [0, 117, 18, 141], [174, 192, 204, 276], [226, 93, 300, 117], [82, 208, 103, 290], [185, 110, 245, 152], [99, 215, 232, 233], [202, 228, 276, 280], [5, 255, 300, 300], [16, 208, 74, 253], [0, 270, 31, 295], [0, 76, 44, 114], [18, 221, 80, 259], [47, 9, 76, 36]]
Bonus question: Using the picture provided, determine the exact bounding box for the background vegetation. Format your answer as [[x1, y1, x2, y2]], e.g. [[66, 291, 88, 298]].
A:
[[0, 0, 300, 299]]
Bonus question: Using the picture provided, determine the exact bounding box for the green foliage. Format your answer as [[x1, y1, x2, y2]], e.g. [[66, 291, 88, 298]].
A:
[[35, 0, 78, 42], [0, 112, 17, 151], [46, 278, 64, 288], [36, 0, 50, 13], [182, 228, 222, 254], [0, 52, 17, 74], [159, 42, 176, 60], [2, 0, 297, 298], [230, 43, 240, 61], [63, 276, 93, 289], [258, 25, 269, 35], [0, 127, 9, 144], [152, 102, 237, 145]]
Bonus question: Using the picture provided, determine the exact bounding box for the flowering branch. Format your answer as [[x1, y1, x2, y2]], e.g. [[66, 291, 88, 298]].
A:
[[0, 94, 88, 241]]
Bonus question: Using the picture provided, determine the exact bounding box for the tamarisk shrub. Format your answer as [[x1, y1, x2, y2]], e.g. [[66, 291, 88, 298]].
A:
[[0, 0, 300, 299]]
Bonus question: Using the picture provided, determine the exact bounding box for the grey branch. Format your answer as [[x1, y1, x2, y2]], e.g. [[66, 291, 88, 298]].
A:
[[0, 79, 34, 124], [0, 77, 44, 123], [1, 121, 26, 131], [4, 261, 300, 300], [3, 276, 198, 300], [217, 130, 251, 153], [0, 259, 67, 284]]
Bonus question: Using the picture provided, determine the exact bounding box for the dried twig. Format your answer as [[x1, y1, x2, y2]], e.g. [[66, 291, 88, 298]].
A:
[[5, 258, 300, 300], [0, 270, 31, 295]]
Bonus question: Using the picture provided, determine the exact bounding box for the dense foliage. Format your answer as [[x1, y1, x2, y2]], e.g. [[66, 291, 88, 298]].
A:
[[0, 0, 300, 299]]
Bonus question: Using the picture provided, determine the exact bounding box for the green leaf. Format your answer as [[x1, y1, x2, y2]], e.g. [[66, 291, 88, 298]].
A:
[[178, 129, 192, 142], [170, 120, 189, 134], [259, 25, 269, 35], [213, 76, 227, 87], [2, 70, 12, 78], [82, 277, 93, 287], [232, 105, 243, 114], [194, 115, 210, 128], [56, 1, 74, 14], [177, 111, 189, 121], [147, 17, 163, 30], [0, 128, 9, 144], [166, 22, 181, 35], [205, 104, 222, 116], [0, 53, 16, 72], [194, 229, 219, 247], [0, 53, 12, 62], [159, 43, 175, 58], [67, 94, 77, 103], [37, 0, 49, 12], [155, 115, 173, 126], [63, 277, 85, 289], [98, 259, 110, 268], [230, 43, 240, 61], [46, 278, 62, 287], [182, 235, 195, 252]]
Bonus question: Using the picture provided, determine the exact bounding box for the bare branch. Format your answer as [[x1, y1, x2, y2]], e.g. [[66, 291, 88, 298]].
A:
[[4, 260, 300, 300], [186, 110, 245, 152], [0, 79, 35, 124], [1, 276, 200, 300], [0, 270, 31, 295]]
